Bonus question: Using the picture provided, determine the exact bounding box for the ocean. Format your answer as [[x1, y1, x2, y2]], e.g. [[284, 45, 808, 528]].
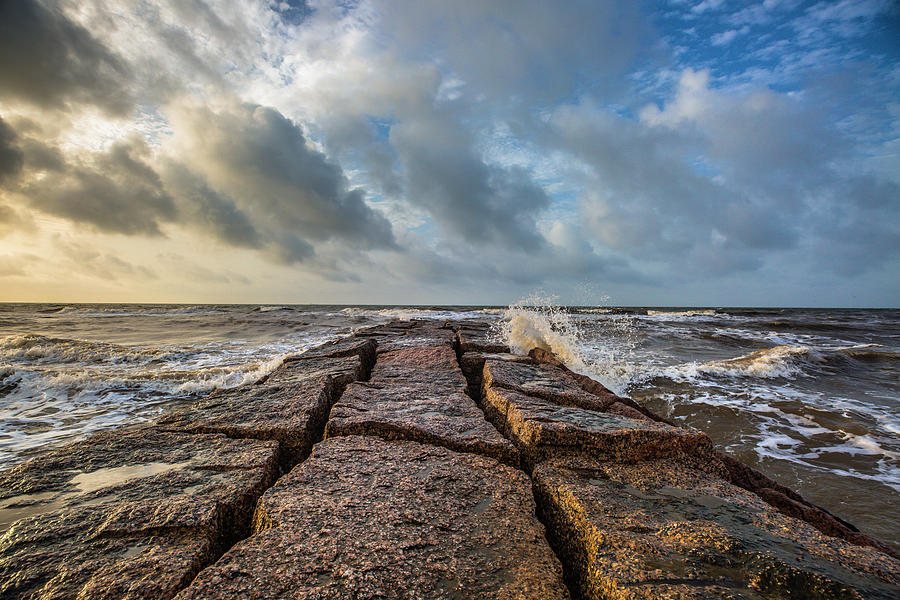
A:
[[1, 303, 897, 551]]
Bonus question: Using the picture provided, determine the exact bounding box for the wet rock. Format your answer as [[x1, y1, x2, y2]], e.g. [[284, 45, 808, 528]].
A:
[[369, 345, 469, 391], [527, 348, 665, 422], [483, 359, 616, 412], [177, 436, 569, 600], [605, 400, 652, 421], [157, 376, 333, 467], [0, 427, 279, 599], [326, 381, 518, 465], [292, 336, 376, 370], [263, 355, 363, 392], [708, 453, 900, 559], [483, 386, 709, 466], [374, 327, 458, 354], [353, 321, 420, 338], [457, 327, 509, 354], [532, 452, 900, 599], [459, 351, 533, 398]]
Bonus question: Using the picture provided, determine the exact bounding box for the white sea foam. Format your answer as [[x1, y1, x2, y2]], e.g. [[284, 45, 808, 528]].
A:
[[498, 297, 585, 366], [646, 309, 717, 318], [494, 295, 640, 395], [0, 334, 186, 364], [337, 306, 499, 322]]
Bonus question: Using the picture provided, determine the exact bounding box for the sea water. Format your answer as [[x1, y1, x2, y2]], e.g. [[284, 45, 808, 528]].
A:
[[1, 302, 897, 550]]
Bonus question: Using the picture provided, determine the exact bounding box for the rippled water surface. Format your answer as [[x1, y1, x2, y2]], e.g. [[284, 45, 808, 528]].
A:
[[1, 303, 897, 550]]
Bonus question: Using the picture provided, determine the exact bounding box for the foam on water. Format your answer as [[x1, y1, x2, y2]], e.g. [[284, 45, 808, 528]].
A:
[[0, 326, 344, 464], [646, 309, 717, 318]]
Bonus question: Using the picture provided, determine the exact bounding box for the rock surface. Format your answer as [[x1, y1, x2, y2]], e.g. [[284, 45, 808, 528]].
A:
[[369, 345, 469, 391], [483, 385, 710, 465], [373, 327, 457, 354], [483, 358, 618, 412], [157, 375, 333, 467], [457, 326, 510, 354], [532, 452, 900, 599], [327, 381, 518, 464], [176, 436, 570, 600], [0, 427, 279, 599], [292, 336, 376, 365], [264, 355, 363, 391]]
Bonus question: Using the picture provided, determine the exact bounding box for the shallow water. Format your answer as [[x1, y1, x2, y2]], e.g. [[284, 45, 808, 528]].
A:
[[0, 302, 897, 550]]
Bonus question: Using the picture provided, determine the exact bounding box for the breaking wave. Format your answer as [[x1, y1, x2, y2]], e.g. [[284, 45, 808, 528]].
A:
[[646, 309, 717, 317], [0, 334, 187, 365]]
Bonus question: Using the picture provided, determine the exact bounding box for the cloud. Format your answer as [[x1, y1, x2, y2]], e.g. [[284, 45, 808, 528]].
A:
[[54, 238, 158, 282], [161, 163, 263, 250], [691, 0, 726, 15], [711, 27, 748, 46], [0, 118, 24, 183], [375, 0, 647, 102], [165, 101, 397, 262], [0, 203, 35, 238], [0, 253, 42, 277], [390, 112, 550, 250], [16, 134, 176, 236], [0, 0, 133, 115]]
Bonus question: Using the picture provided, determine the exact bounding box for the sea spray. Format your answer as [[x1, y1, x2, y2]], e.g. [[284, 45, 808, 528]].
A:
[[494, 295, 639, 395], [495, 296, 586, 367]]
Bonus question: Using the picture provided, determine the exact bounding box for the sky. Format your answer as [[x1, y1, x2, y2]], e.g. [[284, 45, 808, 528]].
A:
[[0, 0, 898, 306]]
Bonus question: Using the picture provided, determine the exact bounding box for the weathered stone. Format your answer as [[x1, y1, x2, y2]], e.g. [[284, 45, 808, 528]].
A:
[[157, 376, 333, 466], [378, 344, 459, 370], [0, 427, 279, 599], [706, 452, 900, 558], [177, 436, 569, 600], [457, 328, 509, 353], [292, 336, 376, 368], [353, 321, 419, 338], [605, 400, 652, 421], [483, 358, 616, 412], [483, 386, 709, 465], [532, 452, 900, 599], [374, 327, 458, 354], [326, 381, 518, 465], [459, 351, 533, 396], [369, 344, 469, 391], [263, 354, 363, 391], [527, 347, 667, 422]]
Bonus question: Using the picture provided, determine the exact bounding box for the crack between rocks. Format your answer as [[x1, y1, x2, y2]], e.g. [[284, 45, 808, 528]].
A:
[[170, 345, 377, 599], [454, 335, 582, 600]]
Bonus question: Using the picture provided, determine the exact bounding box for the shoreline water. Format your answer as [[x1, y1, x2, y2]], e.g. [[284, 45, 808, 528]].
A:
[[1, 302, 897, 551]]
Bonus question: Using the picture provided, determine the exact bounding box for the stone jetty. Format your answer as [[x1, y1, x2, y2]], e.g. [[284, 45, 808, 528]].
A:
[[1, 320, 898, 599]]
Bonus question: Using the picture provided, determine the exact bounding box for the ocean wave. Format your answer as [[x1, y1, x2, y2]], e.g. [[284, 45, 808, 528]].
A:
[[0, 334, 187, 365], [495, 296, 641, 395], [336, 307, 497, 321], [635, 343, 899, 386], [50, 305, 225, 317], [256, 305, 292, 312], [646, 309, 718, 317], [661, 345, 821, 381], [497, 298, 586, 366]]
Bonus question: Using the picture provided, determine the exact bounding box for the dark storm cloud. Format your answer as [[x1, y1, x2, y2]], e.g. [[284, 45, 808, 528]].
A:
[[162, 164, 263, 250], [391, 114, 549, 250], [22, 136, 176, 235], [0, 0, 133, 115], [0, 118, 24, 183], [171, 102, 397, 261]]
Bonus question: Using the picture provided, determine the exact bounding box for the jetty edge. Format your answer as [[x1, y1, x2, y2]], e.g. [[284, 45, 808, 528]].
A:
[[0, 319, 895, 599]]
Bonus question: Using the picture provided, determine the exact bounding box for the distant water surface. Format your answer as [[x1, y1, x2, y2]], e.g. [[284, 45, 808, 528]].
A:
[[0, 303, 897, 551]]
